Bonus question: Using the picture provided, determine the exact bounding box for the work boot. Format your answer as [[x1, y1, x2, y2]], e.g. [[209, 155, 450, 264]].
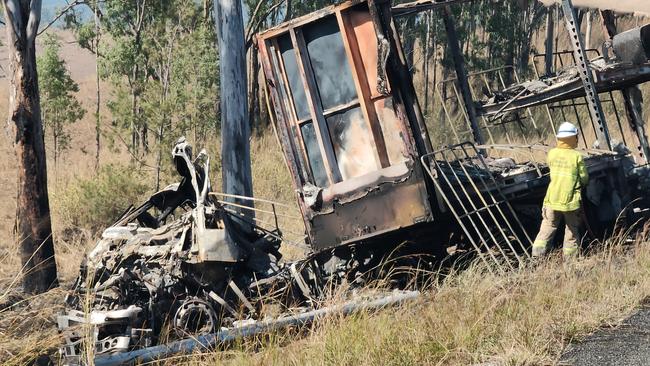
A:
[[531, 244, 547, 257]]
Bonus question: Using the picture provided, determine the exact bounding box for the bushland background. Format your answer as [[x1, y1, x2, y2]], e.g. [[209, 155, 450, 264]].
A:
[[1, 1, 650, 364]]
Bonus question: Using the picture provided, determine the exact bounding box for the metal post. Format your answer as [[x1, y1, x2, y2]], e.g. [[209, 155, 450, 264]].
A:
[[622, 87, 650, 162], [599, 10, 650, 163], [561, 0, 611, 150], [95, 291, 420, 366], [441, 5, 484, 147]]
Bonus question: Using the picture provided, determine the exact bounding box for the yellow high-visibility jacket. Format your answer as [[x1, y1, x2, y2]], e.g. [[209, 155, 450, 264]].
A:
[[543, 144, 589, 212]]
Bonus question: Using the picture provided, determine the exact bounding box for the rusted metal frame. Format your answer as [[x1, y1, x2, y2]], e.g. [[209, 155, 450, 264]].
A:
[[290, 28, 342, 184], [436, 148, 516, 270], [485, 72, 543, 173], [258, 38, 310, 194], [337, 9, 390, 168], [420, 154, 501, 274], [565, 50, 608, 145], [270, 40, 314, 182], [437, 65, 533, 145], [370, 0, 434, 157], [391, 0, 476, 17], [258, 40, 313, 241], [215, 199, 300, 220], [561, 0, 611, 150], [420, 151, 506, 274], [449, 80, 496, 144], [435, 83, 462, 144], [437, 148, 517, 270], [512, 69, 541, 132], [270, 38, 316, 185], [604, 90, 629, 147], [458, 143, 533, 254], [531, 48, 604, 144], [492, 69, 530, 143], [621, 88, 650, 162], [466, 74, 515, 146], [441, 5, 484, 147], [257, 0, 366, 40], [446, 145, 528, 265], [222, 206, 309, 247], [598, 9, 650, 162], [554, 53, 593, 148], [385, 2, 433, 157], [532, 70, 558, 137]]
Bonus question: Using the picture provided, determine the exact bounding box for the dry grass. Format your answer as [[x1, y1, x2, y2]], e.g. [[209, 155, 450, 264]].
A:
[[163, 238, 650, 366], [6, 236, 650, 364]]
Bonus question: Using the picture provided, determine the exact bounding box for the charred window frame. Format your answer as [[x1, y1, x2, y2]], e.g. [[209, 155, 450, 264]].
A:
[[260, 2, 409, 188]]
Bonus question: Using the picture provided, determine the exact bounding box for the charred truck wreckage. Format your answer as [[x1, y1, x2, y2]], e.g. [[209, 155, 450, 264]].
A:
[[58, 0, 650, 364]]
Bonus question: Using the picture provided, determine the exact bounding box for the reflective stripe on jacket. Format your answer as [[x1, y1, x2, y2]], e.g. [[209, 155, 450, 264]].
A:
[[543, 145, 589, 212]]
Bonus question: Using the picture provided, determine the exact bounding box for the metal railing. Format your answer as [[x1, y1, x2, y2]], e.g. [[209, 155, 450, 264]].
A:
[[209, 192, 310, 250], [421, 142, 533, 274]]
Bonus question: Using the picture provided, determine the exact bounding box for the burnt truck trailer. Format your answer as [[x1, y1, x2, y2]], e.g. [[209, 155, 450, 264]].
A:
[[258, 0, 650, 269]]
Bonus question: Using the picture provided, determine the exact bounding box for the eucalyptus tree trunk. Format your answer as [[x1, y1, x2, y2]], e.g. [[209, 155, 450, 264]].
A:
[[94, 0, 101, 171], [214, 0, 254, 239], [544, 6, 554, 76], [3, 0, 58, 294]]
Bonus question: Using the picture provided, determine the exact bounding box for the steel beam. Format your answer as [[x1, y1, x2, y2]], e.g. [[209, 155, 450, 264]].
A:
[[561, 0, 611, 150]]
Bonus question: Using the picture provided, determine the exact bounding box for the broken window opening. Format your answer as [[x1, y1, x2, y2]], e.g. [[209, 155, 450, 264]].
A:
[[326, 106, 379, 180], [262, 4, 414, 190], [278, 35, 311, 121], [300, 122, 329, 187], [269, 41, 314, 185], [303, 16, 358, 110]]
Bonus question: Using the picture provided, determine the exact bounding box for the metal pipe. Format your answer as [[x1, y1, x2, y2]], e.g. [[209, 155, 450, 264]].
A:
[[94, 290, 420, 366]]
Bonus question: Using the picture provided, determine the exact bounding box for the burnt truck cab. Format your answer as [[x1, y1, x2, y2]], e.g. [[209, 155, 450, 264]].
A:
[[258, 0, 436, 251]]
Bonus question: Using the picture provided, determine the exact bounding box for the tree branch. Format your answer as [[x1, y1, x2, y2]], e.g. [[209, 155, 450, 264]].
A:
[[26, 0, 42, 43], [37, 0, 84, 36], [245, 0, 286, 50], [4, 0, 24, 41]]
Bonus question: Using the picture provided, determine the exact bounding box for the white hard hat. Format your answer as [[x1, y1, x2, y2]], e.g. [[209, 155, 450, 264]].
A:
[[556, 122, 578, 138]]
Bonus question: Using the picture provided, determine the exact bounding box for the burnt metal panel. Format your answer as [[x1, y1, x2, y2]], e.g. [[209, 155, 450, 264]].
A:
[[258, 0, 435, 250], [308, 165, 432, 250]]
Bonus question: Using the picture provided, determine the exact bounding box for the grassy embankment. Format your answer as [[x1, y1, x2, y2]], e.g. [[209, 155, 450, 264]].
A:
[[3, 227, 650, 365]]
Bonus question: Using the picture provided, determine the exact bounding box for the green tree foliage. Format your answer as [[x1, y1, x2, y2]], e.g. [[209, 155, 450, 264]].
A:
[[66, 1, 219, 187], [397, 0, 546, 75], [37, 35, 86, 166]]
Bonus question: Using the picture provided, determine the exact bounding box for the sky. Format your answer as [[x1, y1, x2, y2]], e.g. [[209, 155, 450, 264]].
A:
[[41, 0, 251, 25]]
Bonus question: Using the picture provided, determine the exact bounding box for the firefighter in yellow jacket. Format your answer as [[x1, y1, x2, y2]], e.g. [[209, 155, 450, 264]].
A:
[[532, 122, 589, 257]]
